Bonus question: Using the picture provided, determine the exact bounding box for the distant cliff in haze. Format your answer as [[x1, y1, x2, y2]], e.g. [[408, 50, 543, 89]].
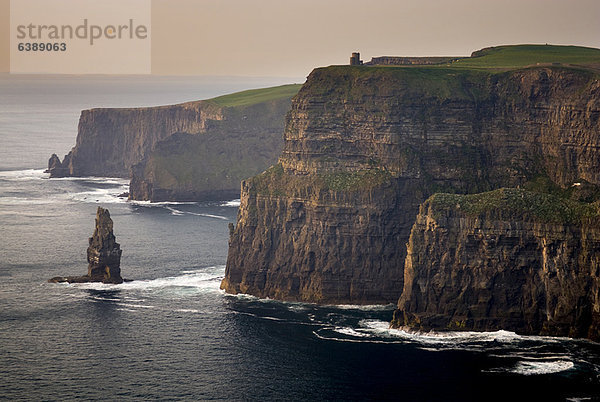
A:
[[47, 84, 301, 201]]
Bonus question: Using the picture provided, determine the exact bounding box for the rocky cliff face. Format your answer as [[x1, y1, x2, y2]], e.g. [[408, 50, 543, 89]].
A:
[[50, 103, 224, 178], [47, 85, 300, 202], [221, 166, 420, 303], [223, 63, 600, 305], [128, 97, 292, 202], [391, 189, 600, 340], [49, 207, 124, 284]]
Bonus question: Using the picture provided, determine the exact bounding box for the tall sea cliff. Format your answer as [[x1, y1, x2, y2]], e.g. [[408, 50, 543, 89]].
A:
[[392, 189, 600, 340], [47, 84, 300, 201], [222, 45, 600, 338]]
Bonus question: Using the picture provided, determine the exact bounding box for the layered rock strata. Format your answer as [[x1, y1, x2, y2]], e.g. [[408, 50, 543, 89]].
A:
[[129, 95, 292, 202], [223, 62, 600, 305], [48, 103, 223, 178], [391, 189, 600, 340], [47, 85, 299, 202]]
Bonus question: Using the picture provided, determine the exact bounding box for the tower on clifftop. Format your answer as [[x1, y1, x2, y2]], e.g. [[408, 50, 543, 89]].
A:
[[350, 52, 363, 65]]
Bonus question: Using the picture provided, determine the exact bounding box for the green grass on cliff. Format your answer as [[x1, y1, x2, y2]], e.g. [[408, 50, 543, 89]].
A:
[[308, 64, 493, 102], [249, 164, 392, 196], [450, 45, 600, 70], [206, 84, 302, 107], [427, 188, 599, 225], [523, 176, 600, 204], [361, 45, 600, 71], [308, 45, 599, 106]]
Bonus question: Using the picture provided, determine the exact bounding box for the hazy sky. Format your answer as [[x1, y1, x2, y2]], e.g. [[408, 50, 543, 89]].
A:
[[2, 0, 599, 77]]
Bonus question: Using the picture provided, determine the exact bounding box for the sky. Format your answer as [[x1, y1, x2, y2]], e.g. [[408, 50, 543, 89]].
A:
[[1, 0, 599, 77]]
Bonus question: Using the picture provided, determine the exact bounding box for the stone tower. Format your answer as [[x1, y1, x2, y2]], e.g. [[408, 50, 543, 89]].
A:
[[350, 52, 363, 65]]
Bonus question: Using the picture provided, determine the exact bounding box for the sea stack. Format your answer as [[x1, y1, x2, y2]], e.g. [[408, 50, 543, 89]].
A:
[[44, 153, 69, 178], [49, 207, 124, 284], [86, 207, 123, 284]]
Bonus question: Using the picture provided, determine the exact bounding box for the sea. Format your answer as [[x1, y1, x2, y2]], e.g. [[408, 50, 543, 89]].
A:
[[1, 73, 599, 402]]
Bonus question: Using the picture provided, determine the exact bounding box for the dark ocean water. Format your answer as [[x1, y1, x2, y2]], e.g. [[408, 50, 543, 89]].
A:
[[1, 75, 599, 401]]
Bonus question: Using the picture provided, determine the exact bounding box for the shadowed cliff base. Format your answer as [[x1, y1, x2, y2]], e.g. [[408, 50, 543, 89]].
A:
[[222, 45, 600, 339]]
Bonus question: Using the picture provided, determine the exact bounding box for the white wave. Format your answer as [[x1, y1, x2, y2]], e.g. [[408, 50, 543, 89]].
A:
[[68, 266, 225, 293], [313, 322, 563, 349], [0, 168, 129, 205], [90, 296, 121, 302], [165, 206, 185, 216], [261, 316, 286, 321], [361, 320, 532, 344], [226, 293, 313, 308], [123, 296, 144, 302], [329, 304, 395, 311], [68, 186, 129, 204], [119, 303, 156, 309], [220, 199, 241, 207], [226, 294, 392, 314], [180, 269, 206, 274], [312, 329, 393, 344], [128, 200, 156, 206], [485, 360, 575, 376], [287, 304, 310, 312], [120, 272, 223, 291], [162, 205, 227, 220], [226, 292, 260, 301], [333, 327, 372, 338], [184, 211, 228, 220], [489, 352, 571, 360], [50, 176, 129, 185], [0, 169, 48, 181], [129, 200, 198, 206], [327, 320, 576, 351]]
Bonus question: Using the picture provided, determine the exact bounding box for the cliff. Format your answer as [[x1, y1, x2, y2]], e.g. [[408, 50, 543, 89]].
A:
[[129, 87, 296, 201], [391, 189, 600, 340], [48, 102, 223, 178], [49, 207, 124, 284], [47, 84, 300, 201], [222, 45, 600, 307]]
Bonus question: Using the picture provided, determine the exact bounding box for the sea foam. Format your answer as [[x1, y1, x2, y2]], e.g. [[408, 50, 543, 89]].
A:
[[70, 266, 225, 293]]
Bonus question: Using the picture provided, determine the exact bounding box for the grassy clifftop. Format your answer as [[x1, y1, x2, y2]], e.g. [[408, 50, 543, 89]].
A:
[[426, 188, 600, 225], [455, 44, 600, 69], [301, 45, 599, 109], [205, 84, 302, 107]]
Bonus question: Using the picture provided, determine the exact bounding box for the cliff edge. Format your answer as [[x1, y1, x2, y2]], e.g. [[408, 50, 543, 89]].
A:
[[391, 189, 600, 340], [222, 45, 600, 313], [47, 84, 300, 202]]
